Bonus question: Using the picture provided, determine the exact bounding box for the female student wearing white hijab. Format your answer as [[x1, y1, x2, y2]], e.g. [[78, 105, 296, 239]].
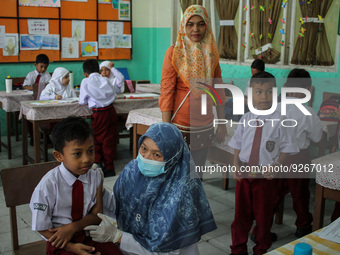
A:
[[99, 61, 125, 94], [39, 67, 76, 100]]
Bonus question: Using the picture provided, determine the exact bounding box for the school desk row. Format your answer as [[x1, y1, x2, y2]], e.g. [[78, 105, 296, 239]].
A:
[[0, 84, 160, 161]]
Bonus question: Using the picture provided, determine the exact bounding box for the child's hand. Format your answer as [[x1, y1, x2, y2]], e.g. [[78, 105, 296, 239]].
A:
[[66, 242, 100, 255], [55, 94, 62, 100], [263, 164, 276, 180], [232, 164, 242, 182], [48, 223, 76, 248], [108, 62, 114, 68], [216, 125, 228, 144]]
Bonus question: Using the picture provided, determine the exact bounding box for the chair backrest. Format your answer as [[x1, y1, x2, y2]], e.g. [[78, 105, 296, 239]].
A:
[[1, 161, 60, 254]]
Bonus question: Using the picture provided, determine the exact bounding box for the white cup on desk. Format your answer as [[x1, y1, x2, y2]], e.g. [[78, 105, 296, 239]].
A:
[[5, 77, 12, 93]]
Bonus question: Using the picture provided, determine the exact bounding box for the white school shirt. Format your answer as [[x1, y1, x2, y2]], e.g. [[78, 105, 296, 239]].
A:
[[23, 70, 51, 99], [228, 110, 299, 165], [277, 98, 323, 150], [102, 189, 199, 255], [109, 67, 125, 94], [30, 163, 101, 231], [40, 83, 76, 100], [79, 72, 116, 109]]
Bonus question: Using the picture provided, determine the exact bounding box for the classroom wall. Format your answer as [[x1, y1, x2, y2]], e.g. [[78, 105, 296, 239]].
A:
[[1, 1, 339, 136]]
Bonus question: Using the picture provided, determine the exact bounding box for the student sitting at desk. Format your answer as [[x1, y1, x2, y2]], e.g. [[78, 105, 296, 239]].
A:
[[79, 59, 118, 177], [23, 53, 51, 100], [99, 61, 125, 94], [40, 67, 76, 100], [30, 116, 122, 255]]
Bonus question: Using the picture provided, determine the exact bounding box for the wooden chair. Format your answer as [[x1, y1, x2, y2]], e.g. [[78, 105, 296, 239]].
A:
[[1, 161, 59, 254]]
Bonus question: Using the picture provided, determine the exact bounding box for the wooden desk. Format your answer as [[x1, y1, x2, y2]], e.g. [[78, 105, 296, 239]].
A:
[[20, 100, 92, 164], [311, 151, 340, 231], [125, 108, 162, 158], [0, 90, 34, 159], [266, 229, 340, 254]]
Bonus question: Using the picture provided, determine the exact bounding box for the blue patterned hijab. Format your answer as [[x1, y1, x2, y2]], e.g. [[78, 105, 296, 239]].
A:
[[113, 122, 216, 252]]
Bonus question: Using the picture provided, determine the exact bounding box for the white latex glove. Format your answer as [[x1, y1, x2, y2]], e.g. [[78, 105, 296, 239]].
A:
[[84, 213, 123, 243]]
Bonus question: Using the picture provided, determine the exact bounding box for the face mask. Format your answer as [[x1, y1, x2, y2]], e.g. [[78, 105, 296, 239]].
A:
[[137, 153, 166, 177]]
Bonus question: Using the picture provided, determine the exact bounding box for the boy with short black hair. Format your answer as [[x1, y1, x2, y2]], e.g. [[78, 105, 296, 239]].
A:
[[30, 116, 122, 255], [229, 71, 299, 255], [275, 68, 322, 237], [23, 53, 51, 100], [79, 59, 118, 177], [244, 59, 265, 97]]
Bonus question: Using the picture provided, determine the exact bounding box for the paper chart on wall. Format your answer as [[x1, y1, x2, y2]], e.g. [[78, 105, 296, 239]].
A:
[[62, 38, 79, 58], [98, 0, 111, 3], [42, 35, 59, 50], [111, 0, 119, 9], [119, 1, 130, 20], [115, 35, 131, 48], [0, 26, 5, 48], [98, 35, 115, 49], [19, 0, 61, 7], [3, 34, 19, 56], [72, 20, 85, 42], [107, 22, 124, 35], [20, 34, 42, 50], [28, 19, 49, 35]]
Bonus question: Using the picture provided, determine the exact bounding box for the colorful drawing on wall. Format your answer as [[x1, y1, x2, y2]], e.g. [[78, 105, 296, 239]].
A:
[[119, 1, 130, 20], [99, 35, 115, 49], [42, 35, 60, 50], [19, 0, 61, 7], [20, 35, 43, 50], [81, 42, 98, 57], [62, 37, 79, 58], [3, 34, 19, 56], [98, 0, 110, 3], [72, 20, 85, 42], [115, 35, 131, 48]]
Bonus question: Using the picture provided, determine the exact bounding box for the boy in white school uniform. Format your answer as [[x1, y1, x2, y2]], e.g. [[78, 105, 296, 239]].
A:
[[228, 72, 299, 255], [23, 53, 51, 100], [30, 116, 122, 255], [274, 69, 323, 237], [79, 59, 118, 177], [99, 61, 125, 94]]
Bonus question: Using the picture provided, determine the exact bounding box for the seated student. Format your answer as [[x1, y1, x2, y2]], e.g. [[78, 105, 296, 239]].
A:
[[85, 122, 217, 255], [79, 59, 117, 177], [99, 61, 125, 94], [29, 116, 122, 255], [228, 72, 299, 255], [23, 53, 51, 100], [40, 67, 76, 100]]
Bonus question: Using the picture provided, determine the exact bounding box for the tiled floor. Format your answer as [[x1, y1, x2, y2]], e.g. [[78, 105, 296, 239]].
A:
[[0, 135, 335, 255]]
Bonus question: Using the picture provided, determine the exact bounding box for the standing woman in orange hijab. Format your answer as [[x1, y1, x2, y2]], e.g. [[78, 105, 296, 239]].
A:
[[159, 5, 227, 172]]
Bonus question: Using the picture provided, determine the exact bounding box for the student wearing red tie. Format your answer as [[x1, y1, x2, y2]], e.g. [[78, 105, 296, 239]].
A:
[[228, 72, 299, 255], [23, 54, 51, 100], [30, 117, 122, 255]]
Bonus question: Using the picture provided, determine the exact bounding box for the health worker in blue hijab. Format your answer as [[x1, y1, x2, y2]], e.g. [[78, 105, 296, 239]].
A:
[[85, 122, 216, 254]]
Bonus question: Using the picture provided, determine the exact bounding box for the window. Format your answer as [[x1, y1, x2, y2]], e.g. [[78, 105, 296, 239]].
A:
[[173, 0, 340, 72]]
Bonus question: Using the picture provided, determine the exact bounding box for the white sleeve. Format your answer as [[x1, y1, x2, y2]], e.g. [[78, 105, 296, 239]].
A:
[[78, 79, 88, 105], [111, 67, 125, 94], [120, 232, 199, 255], [228, 116, 245, 150], [23, 72, 34, 86], [39, 84, 55, 100], [307, 111, 323, 143]]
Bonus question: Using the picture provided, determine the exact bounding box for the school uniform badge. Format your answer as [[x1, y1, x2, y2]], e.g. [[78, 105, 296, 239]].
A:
[[266, 141, 275, 152], [33, 203, 47, 211]]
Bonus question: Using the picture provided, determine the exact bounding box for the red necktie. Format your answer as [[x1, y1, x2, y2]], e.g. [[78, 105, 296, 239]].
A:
[[248, 120, 263, 166], [72, 180, 84, 222], [35, 74, 41, 84]]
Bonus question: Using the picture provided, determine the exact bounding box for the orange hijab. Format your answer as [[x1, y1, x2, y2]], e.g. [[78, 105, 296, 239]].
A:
[[172, 5, 220, 90]]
